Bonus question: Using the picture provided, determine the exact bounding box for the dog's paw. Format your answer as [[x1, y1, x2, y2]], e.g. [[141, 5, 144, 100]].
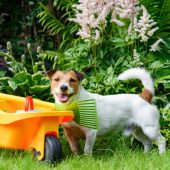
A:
[[83, 153, 92, 157]]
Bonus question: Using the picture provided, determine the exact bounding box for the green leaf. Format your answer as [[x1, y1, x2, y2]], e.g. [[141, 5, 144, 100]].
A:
[[111, 38, 126, 47], [0, 71, 6, 77], [154, 75, 170, 87], [107, 66, 113, 74], [32, 73, 43, 85], [40, 77, 50, 85], [30, 85, 50, 94], [164, 82, 170, 89], [0, 52, 12, 58], [12, 72, 32, 84], [33, 65, 39, 74], [8, 80, 17, 91], [114, 57, 125, 68], [0, 77, 10, 84], [149, 61, 164, 69]]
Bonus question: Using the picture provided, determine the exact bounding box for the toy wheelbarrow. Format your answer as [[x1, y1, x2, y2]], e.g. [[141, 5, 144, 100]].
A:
[[0, 93, 74, 162]]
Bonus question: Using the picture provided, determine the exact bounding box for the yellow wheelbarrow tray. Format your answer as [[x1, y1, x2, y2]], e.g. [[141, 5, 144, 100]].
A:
[[0, 93, 74, 161]]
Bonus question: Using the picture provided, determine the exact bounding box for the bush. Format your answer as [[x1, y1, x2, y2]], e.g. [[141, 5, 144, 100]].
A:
[[0, 42, 53, 101]]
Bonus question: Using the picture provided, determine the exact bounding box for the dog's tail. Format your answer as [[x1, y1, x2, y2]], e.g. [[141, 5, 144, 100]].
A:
[[117, 68, 154, 103]]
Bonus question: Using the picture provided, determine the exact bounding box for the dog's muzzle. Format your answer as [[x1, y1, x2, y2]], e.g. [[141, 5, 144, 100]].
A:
[[60, 85, 68, 92]]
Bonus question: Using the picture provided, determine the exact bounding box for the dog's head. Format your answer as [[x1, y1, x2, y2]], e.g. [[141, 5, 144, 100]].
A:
[[47, 70, 84, 104]]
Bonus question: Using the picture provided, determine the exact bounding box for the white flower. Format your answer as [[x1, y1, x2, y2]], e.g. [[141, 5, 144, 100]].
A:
[[71, 0, 158, 43], [150, 38, 166, 52], [133, 49, 143, 66], [147, 27, 159, 36], [132, 5, 159, 42], [37, 46, 41, 53], [140, 34, 149, 42], [27, 43, 31, 50], [76, 31, 91, 38], [7, 41, 11, 50], [71, 0, 115, 40], [111, 19, 125, 26], [95, 30, 100, 40], [128, 23, 132, 34], [133, 49, 140, 59]]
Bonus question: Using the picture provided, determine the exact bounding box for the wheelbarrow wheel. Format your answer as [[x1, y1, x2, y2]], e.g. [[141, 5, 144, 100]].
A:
[[44, 135, 63, 163]]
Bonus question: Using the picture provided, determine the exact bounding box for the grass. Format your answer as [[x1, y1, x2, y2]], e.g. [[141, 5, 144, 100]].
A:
[[0, 134, 170, 170]]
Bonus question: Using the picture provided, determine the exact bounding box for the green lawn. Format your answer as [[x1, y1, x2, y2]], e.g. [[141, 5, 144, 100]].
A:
[[0, 134, 169, 170]]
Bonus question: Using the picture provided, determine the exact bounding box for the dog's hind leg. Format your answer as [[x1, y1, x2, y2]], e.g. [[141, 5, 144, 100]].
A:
[[155, 134, 166, 154], [142, 126, 166, 154], [132, 127, 152, 153], [153, 134, 166, 154], [84, 129, 97, 155]]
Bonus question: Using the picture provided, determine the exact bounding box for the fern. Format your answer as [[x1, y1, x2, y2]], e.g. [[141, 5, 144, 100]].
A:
[[37, 2, 79, 49], [53, 0, 78, 14], [37, 2, 65, 35]]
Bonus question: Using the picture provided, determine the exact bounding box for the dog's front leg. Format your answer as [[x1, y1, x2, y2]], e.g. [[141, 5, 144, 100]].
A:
[[63, 128, 80, 155], [67, 136, 80, 155], [84, 129, 97, 155]]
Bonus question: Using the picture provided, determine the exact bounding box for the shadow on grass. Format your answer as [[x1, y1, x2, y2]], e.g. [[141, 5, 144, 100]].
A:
[[93, 133, 144, 158], [0, 148, 28, 159], [60, 132, 146, 159]]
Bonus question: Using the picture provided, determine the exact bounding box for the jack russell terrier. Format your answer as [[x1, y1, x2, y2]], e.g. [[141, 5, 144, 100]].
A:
[[47, 68, 166, 155]]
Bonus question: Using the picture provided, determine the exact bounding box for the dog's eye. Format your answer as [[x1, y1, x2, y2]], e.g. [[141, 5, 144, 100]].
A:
[[54, 78, 60, 82], [69, 78, 76, 82]]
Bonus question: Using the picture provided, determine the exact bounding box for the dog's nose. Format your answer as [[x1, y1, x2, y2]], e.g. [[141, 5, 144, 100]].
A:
[[60, 85, 68, 91]]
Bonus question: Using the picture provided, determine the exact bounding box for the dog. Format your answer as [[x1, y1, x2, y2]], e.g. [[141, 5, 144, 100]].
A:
[[47, 68, 166, 155]]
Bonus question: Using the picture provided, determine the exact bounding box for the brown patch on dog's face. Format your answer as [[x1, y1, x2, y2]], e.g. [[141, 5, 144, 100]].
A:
[[48, 70, 82, 104]]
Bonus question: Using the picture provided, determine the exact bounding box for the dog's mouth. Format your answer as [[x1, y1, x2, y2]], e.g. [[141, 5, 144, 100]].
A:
[[58, 93, 72, 103]]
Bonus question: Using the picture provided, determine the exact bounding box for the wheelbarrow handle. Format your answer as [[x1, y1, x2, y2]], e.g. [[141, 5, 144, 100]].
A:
[[25, 96, 34, 111]]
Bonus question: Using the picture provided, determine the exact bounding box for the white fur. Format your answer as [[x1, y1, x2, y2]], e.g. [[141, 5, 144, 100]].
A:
[[55, 68, 166, 154]]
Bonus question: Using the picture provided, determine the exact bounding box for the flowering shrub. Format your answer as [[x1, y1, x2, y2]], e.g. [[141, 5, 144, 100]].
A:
[[35, 0, 169, 99], [71, 0, 161, 51]]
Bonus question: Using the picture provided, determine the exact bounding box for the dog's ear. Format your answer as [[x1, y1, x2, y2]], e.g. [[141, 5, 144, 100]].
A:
[[73, 70, 85, 81], [46, 69, 57, 80]]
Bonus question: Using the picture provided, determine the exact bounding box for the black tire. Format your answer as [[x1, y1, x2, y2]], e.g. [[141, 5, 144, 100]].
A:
[[43, 135, 63, 163]]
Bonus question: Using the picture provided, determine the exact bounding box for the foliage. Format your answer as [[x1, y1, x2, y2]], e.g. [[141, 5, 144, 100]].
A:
[[0, 72, 51, 101], [161, 104, 170, 139], [0, 42, 52, 101], [140, 0, 170, 38], [35, 0, 170, 102], [0, 42, 27, 75], [37, 2, 65, 35], [0, 42, 46, 74], [37, 1, 78, 49], [0, 0, 48, 57]]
